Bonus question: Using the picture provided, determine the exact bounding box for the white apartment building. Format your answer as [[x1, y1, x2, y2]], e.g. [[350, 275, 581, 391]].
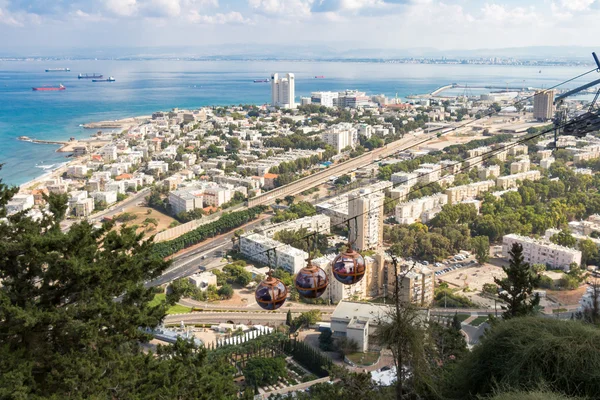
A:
[[502, 234, 582, 270], [496, 170, 541, 190], [330, 301, 392, 352], [337, 90, 369, 108], [414, 163, 441, 185], [6, 194, 34, 215], [349, 189, 384, 251], [540, 158, 555, 169], [203, 186, 232, 207], [545, 228, 600, 249], [467, 146, 491, 158], [271, 73, 295, 108], [387, 262, 435, 306], [67, 165, 88, 178], [478, 165, 501, 180], [100, 145, 118, 162], [240, 233, 307, 274], [464, 156, 483, 171], [189, 271, 217, 290], [395, 193, 448, 225], [391, 172, 418, 187], [356, 124, 373, 139], [579, 286, 600, 313], [310, 91, 338, 108], [105, 181, 126, 194], [510, 159, 531, 174], [445, 180, 495, 205], [439, 160, 461, 175], [91, 191, 118, 206], [261, 214, 331, 238], [316, 181, 393, 225], [168, 187, 204, 215], [574, 150, 600, 163], [321, 123, 358, 153], [147, 161, 169, 174], [75, 198, 95, 217]]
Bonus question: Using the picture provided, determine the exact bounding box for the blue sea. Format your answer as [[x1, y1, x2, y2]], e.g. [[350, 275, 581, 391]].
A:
[[0, 59, 596, 186]]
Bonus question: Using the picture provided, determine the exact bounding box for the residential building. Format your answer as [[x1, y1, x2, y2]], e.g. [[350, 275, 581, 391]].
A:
[[189, 272, 217, 290], [545, 228, 600, 249], [239, 233, 307, 274], [538, 149, 553, 160], [330, 301, 393, 352], [391, 172, 418, 187], [414, 163, 441, 184], [533, 90, 555, 121], [395, 193, 448, 224], [387, 262, 435, 306], [168, 187, 203, 215], [6, 194, 34, 215], [261, 215, 330, 238], [91, 191, 118, 206], [496, 170, 541, 189], [579, 286, 600, 314], [147, 161, 169, 174], [67, 165, 88, 178], [348, 189, 384, 251], [445, 180, 495, 205], [510, 159, 531, 174], [356, 124, 373, 139], [478, 165, 501, 180], [321, 123, 357, 153], [337, 90, 369, 108], [540, 157, 555, 169], [100, 145, 118, 162], [502, 234, 582, 270], [74, 198, 94, 217], [271, 73, 295, 108], [316, 181, 392, 225], [310, 91, 338, 108]]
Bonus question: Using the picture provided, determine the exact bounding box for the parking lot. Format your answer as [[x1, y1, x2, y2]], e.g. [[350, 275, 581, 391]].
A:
[[431, 252, 479, 278]]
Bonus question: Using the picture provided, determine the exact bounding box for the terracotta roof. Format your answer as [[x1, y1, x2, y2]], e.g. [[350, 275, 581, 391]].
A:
[[263, 173, 278, 179], [115, 173, 133, 181]]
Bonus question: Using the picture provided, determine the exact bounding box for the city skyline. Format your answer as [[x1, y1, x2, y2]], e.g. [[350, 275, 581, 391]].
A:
[[1, 0, 600, 54]]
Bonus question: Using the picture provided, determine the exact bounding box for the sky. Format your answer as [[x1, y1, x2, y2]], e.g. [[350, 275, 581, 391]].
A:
[[0, 0, 599, 55]]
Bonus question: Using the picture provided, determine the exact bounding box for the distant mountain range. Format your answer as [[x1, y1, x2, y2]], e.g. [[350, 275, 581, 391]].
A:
[[2, 45, 598, 61]]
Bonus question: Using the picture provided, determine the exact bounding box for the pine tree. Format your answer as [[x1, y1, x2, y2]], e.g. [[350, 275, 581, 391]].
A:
[[0, 171, 237, 398], [452, 312, 462, 332], [495, 243, 541, 319], [286, 309, 292, 327]]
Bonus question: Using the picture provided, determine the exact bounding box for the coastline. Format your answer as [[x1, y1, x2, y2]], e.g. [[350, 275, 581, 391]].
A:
[[17, 115, 151, 191]]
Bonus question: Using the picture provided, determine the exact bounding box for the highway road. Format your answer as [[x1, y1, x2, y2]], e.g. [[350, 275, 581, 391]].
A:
[[146, 216, 270, 287]]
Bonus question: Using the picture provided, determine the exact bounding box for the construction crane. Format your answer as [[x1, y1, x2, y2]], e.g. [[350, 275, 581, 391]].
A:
[[548, 52, 600, 149]]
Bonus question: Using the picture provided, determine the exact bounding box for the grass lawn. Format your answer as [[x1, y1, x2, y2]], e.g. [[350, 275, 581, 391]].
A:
[[346, 352, 380, 366], [469, 316, 489, 326], [456, 314, 470, 323], [150, 293, 192, 314]]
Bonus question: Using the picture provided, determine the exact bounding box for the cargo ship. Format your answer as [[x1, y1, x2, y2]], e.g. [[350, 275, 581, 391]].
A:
[[32, 84, 66, 91], [45, 68, 70, 72], [314, 75, 325, 79], [78, 73, 103, 79], [253, 79, 269, 83], [92, 76, 116, 82]]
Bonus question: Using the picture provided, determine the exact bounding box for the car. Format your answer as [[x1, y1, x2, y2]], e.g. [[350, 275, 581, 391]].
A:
[[422, 261, 429, 266], [470, 260, 476, 264]]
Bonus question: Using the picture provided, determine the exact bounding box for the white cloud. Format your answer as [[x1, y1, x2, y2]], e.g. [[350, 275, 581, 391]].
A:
[[0, 7, 23, 26], [480, 3, 538, 24], [189, 10, 251, 24], [104, 0, 138, 17], [142, 0, 182, 17], [71, 9, 107, 22], [560, 0, 595, 11], [248, 0, 314, 17]]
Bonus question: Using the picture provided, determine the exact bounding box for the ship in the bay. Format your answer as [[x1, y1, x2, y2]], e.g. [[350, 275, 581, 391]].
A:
[[32, 84, 66, 91], [45, 68, 70, 72], [314, 75, 325, 79], [78, 73, 103, 79], [92, 76, 116, 82], [253, 79, 269, 83]]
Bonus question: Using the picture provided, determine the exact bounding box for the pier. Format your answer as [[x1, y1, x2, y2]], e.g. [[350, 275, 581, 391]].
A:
[[428, 83, 539, 97], [18, 136, 69, 146]]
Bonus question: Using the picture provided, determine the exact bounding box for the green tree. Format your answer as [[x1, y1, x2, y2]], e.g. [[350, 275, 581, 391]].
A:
[[550, 229, 577, 248], [286, 309, 292, 327], [318, 329, 335, 351], [579, 239, 598, 266], [243, 357, 287, 388], [0, 180, 236, 397], [452, 312, 462, 331], [494, 243, 541, 319], [471, 235, 490, 264], [218, 283, 234, 299]]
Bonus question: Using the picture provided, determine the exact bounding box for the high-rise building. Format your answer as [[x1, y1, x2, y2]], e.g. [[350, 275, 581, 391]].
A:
[[533, 90, 555, 121], [311, 91, 338, 107], [348, 189, 384, 251], [271, 73, 295, 108]]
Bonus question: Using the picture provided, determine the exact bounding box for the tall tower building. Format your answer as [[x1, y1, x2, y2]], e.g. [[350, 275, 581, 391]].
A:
[[348, 189, 384, 251], [271, 73, 295, 108], [533, 90, 555, 121]]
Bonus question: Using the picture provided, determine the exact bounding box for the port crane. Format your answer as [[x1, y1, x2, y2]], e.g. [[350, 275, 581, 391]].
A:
[[548, 52, 600, 149]]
